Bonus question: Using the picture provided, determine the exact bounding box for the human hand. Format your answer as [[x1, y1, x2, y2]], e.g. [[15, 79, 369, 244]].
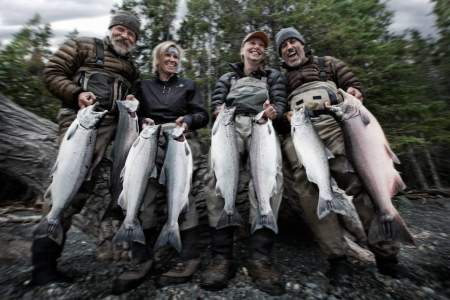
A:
[[78, 91, 96, 108], [285, 111, 293, 123], [175, 116, 189, 132], [213, 104, 224, 119], [143, 117, 155, 125], [125, 94, 137, 101], [346, 87, 363, 102], [263, 100, 277, 120]]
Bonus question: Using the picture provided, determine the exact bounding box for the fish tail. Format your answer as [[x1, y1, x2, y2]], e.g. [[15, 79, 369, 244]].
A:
[[33, 217, 65, 246], [112, 221, 145, 245], [317, 190, 352, 219], [216, 209, 242, 229], [368, 213, 415, 246], [154, 223, 182, 253], [252, 210, 278, 234]]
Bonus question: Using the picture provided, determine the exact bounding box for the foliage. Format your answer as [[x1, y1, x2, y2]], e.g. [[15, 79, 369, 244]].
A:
[[0, 14, 59, 120]]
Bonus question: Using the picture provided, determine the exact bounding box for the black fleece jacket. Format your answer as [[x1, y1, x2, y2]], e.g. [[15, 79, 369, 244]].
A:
[[135, 74, 209, 130]]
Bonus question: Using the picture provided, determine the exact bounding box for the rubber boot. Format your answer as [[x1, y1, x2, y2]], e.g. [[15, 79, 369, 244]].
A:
[[246, 228, 285, 296], [157, 226, 201, 287], [31, 236, 71, 286], [326, 256, 353, 286], [112, 228, 158, 295], [200, 227, 235, 291]]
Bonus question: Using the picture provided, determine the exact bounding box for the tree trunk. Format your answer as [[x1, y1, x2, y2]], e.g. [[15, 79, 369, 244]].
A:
[[0, 93, 58, 203], [407, 146, 429, 190], [423, 146, 443, 189]]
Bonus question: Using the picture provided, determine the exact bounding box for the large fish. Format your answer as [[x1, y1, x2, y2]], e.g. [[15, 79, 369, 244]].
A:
[[154, 126, 193, 252], [34, 104, 107, 245], [330, 89, 415, 245], [110, 99, 140, 204], [211, 105, 241, 229], [249, 112, 282, 234], [113, 122, 160, 245], [291, 106, 350, 219]]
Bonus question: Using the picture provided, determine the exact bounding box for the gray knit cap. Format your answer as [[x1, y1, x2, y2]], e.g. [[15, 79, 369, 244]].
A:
[[275, 27, 306, 55], [109, 11, 141, 38]]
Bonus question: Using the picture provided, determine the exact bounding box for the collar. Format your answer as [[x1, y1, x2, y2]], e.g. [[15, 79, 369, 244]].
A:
[[229, 62, 268, 78], [154, 72, 178, 85]]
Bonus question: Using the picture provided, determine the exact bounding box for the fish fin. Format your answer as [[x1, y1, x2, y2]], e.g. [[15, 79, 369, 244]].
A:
[[216, 209, 242, 229], [33, 217, 65, 246], [132, 137, 140, 148], [185, 143, 190, 156], [384, 144, 401, 164], [43, 185, 52, 204], [118, 191, 127, 209], [65, 123, 78, 140], [154, 223, 182, 253], [251, 210, 278, 234], [368, 213, 415, 246], [360, 110, 371, 126], [317, 184, 351, 219], [391, 173, 406, 197], [50, 160, 58, 176], [159, 166, 166, 185], [325, 147, 334, 160], [267, 123, 272, 135], [120, 165, 126, 181], [113, 221, 145, 245], [149, 166, 158, 179], [212, 119, 220, 135]]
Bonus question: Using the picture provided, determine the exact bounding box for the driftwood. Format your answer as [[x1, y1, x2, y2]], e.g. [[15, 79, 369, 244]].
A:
[[0, 93, 58, 202]]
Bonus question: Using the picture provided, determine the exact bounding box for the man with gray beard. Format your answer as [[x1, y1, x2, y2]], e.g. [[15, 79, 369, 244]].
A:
[[30, 11, 140, 286]]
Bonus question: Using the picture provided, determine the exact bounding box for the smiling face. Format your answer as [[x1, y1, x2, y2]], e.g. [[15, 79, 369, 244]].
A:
[[109, 25, 137, 56], [280, 38, 305, 67], [241, 37, 266, 65], [159, 50, 179, 76]]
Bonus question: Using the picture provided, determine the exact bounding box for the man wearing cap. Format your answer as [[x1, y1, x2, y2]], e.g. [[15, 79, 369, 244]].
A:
[[274, 27, 402, 282], [200, 31, 287, 295], [30, 11, 140, 286]]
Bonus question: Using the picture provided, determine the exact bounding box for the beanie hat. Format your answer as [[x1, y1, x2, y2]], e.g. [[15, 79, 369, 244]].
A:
[[109, 11, 141, 38], [275, 27, 306, 55]]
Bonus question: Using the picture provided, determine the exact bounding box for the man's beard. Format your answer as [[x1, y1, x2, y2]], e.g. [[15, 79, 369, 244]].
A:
[[110, 34, 136, 56]]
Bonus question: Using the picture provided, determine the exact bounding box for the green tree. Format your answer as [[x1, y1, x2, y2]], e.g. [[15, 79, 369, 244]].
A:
[[0, 14, 59, 120]]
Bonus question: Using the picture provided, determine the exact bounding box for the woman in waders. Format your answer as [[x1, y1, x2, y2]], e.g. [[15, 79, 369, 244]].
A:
[[200, 31, 287, 296]]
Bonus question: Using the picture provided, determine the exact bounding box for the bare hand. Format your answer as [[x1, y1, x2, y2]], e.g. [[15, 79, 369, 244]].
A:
[[78, 91, 96, 108], [175, 116, 189, 132], [263, 100, 277, 120], [285, 111, 293, 123], [143, 117, 155, 125], [346, 87, 363, 102], [125, 94, 136, 101]]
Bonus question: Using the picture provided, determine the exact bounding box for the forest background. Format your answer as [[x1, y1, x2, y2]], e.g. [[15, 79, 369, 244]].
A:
[[0, 0, 449, 191]]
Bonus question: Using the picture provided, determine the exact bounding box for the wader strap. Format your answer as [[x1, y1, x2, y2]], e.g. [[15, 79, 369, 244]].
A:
[[318, 57, 327, 81], [94, 38, 104, 66]]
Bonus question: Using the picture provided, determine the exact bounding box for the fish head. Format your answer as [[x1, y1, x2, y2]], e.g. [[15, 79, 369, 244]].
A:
[[77, 104, 108, 129], [291, 106, 310, 126], [117, 99, 139, 114], [141, 123, 161, 139], [221, 106, 236, 125], [336, 89, 362, 120], [253, 110, 269, 125]]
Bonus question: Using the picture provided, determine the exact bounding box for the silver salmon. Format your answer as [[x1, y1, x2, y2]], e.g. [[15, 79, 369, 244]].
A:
[[110, 99, 139, 204], [291, 106, 350, 219], [249, 112, 282, 234], [211, 106, 241, 229], [34, 104, 107, 245], [154, 127, 193, 252], [330, 89, 414, 245], [113, 123, 160, 245]]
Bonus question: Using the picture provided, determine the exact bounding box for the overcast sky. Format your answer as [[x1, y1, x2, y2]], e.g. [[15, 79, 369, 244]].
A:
[[0, 0, 437, 50]]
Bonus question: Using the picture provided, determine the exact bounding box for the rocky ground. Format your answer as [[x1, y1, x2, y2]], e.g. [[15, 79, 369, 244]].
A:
[[0, 192, 449, 300]]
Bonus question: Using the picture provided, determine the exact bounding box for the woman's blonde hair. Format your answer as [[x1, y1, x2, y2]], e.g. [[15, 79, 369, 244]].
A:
[[152, 41, 184, 74]]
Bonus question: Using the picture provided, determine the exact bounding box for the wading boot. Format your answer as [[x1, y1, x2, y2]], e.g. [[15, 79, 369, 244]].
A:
[[376, 255, 410, 279], [326, 256, 353, 286], [157, 227, 201, 287], [200, 227, 235, 291], [112, 228, 158, 295], [31, 236, 72, 286], [247, 228, 285, 296], [96, 219, 115, 261]]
